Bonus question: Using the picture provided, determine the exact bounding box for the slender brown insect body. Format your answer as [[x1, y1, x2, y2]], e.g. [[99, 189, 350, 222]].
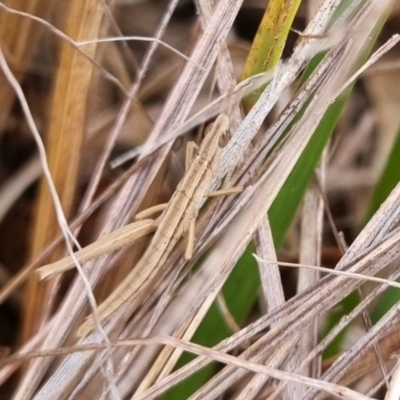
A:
[[79, 114, 232, 336]]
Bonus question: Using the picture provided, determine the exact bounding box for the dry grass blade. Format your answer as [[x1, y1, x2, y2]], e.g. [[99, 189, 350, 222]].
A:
[[386, 360, 400, 400], [283, 169, 325, 398], [241, 220, 287, 400], [254, 218, 284, 309], [263, 259, 400, 290], [0, 335, 372, 400], [37, 219, 157, 279]]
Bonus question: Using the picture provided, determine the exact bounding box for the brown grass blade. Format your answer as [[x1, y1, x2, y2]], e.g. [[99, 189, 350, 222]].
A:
[[0, 0, 55, 133], [14, 1, 114, 398]]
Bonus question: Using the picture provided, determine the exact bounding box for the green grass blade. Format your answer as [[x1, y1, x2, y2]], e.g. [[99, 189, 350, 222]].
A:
[[367, 126, 400, 324], [366, 126, 400, 222], [241, 0, 302, 112]]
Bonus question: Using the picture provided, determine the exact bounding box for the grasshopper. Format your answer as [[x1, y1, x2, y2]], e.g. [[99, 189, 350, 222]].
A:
[[78, 114, 240, 336]]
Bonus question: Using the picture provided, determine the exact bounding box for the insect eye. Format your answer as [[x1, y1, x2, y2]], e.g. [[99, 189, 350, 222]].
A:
[[218, 130, 231, 148]]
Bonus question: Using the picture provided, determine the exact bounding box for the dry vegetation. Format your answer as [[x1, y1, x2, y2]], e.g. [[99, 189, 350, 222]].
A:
[[0, 0, 400, 399]]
